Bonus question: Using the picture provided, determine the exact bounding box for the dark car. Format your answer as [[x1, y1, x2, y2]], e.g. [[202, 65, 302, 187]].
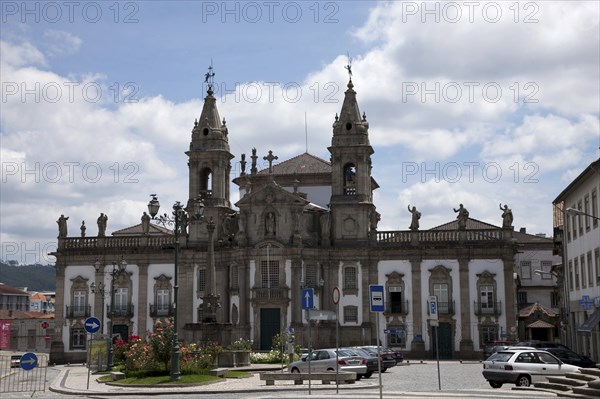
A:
[[390, 348, 404, 363], [360, 346, 397, 371], [541, 348, 598, 368], [483, 340, 514, 360], [344, 347, 378, 378], [516, 340, 570, 350]]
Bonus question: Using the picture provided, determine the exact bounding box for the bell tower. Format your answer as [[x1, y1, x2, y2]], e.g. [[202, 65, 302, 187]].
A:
[[328, 73, 378, 243], [186, 67, 235, 240]]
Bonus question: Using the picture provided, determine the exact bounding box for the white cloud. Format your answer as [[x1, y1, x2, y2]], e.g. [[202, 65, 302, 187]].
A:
[[42, 30, 82, 56]]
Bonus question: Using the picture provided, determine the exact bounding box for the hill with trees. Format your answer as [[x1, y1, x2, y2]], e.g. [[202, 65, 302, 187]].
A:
[[0, 262, 56, 291]]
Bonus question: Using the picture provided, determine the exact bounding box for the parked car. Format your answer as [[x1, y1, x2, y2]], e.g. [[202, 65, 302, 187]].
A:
[[360, 346, 397, 371], [541, 348, 598, 368], [343, 347, 378, 378], [483, 340, 514, 360], [516, 340, 570, 350], [482, 349, 580, 388], [288, 348, 367, 380], [389, 348, 404, 363]]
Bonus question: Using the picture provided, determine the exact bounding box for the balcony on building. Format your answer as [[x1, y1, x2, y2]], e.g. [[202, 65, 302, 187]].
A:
[[149, 303, 174, 317], [107, 304, 134, 318], [474, 301, 502, 316], [65, 305, 91, 318]]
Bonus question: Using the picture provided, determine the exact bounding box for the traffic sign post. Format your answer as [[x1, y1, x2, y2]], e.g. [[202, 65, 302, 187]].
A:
[[20, 352, 38, 371], [428, 296, 441, 391], [369, 285, 385, 312], [84, 317, 101, 334], [302, 288, 314, 310]]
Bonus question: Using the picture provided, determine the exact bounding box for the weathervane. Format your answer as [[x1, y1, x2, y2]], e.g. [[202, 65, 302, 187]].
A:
[[204, 60, 216, 90], [344, 52, 352, 79]]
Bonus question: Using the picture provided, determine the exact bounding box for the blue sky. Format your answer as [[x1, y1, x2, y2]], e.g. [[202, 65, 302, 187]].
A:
[[1, 1, 599, 264]]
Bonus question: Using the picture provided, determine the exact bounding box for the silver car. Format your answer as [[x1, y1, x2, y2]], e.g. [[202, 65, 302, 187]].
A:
[[482, 349, 580, 388], [288, 348, 367, 380]]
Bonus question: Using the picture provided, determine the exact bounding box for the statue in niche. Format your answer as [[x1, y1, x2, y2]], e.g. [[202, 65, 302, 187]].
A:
[[266, 212, 276, 235], [408, 205, 421, 231], [499, 203, 513, 229], [453, 204, 469, 230], [97, 213, 108, 237], [57, 214, 69, 237]]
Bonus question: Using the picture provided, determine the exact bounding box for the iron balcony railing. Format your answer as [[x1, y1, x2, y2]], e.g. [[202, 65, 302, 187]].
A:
[[474, 301, 502, 316], [149, 304, 174, 317], [384, 300, 410, 315], [65, 305, 91, 318], [107, 304, 134, 318]]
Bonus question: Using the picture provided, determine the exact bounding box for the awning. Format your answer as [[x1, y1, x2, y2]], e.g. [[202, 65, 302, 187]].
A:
[[526, 320, 555, 329], [577, 309, 600, 334]]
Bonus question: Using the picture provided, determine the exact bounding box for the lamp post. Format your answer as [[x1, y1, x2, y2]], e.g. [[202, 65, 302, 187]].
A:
[[90, 279, 107, 336], [93, 258, 127, 370], [147, 194, 204, 381]]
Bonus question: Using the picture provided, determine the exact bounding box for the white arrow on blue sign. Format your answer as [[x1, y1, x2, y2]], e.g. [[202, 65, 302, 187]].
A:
[[84, 316, 101, 334], [302, 288, 314, 310], [20, 352, 38, 371]]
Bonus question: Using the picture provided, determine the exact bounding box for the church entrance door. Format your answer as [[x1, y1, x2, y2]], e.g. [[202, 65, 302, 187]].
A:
[[260, 308, 280, 351]]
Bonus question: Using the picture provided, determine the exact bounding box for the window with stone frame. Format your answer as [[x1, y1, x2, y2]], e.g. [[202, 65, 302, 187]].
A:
[[70, 276, 89, 318], [114, 288, 128, 313], [481, 325, 497, 344], [385, 271, 406, 314], [343, 305, 358, 323], [517, 291, 528, 306], [592, 189, 598, 228], [581, 255, 587, 288], [572, 203, 578, 239], [70, 327, 86, 349], [388, 326, 406, 347], [568, 260, 574, 290], [520, 261, 532, 279], [551, 291, 560, 308], [343, 265, 358, 293], [343, 163, 357, 195], [304, 263, 318, 288], [476, 271, 497, 314], [574, 258, 580, 289], [153, 274, 172, 316], [260, 260, 279, 289], [230, 264, 239, 291], [578, 200, 584, 236], [197, 268, 206, 292], [430, 265, 452, 314], [584, 194, 591, 231], [540, 261, 553, 279]]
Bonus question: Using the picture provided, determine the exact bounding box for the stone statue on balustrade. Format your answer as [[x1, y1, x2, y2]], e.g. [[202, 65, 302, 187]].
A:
[[80, 221, 86, 237], [97, 213, 108, 237], [408, 205, 421, 231], [499, 203, 513, 229], [141, 212, 151, 235], [453, 204, 469, 230], [57, 214, 69, 238]]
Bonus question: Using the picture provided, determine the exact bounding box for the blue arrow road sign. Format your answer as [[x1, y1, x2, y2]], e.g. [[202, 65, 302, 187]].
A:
[[369, 285, 385, 312], [20, 352, 38, 371], [302, 288, 314, 310], [84, 316, 101, 334]]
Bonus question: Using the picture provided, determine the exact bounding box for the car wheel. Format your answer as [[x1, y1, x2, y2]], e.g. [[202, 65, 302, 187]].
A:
[[516, 375, 531, 387], [356, 374, 362, 381], [489, 381, 503, 388], [364, 372, 373, 378], [291, 367, 300, 373], [382, 368, 387, 372]]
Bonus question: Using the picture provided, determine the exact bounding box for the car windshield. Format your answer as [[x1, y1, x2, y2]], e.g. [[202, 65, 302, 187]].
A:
[[487, 352, 513, 362]]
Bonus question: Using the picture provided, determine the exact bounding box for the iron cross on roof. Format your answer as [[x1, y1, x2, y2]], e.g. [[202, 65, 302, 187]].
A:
[[263, 150, 278, 174]]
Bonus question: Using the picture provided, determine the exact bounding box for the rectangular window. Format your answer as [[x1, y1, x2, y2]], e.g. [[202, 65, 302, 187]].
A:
[[567, 210, 572, 241], [596, 248, 600, 287], [114, 288, 128, 313], [156, 289, 169, 313], [389, 287, 403, 313], [344, 266, 357, 290], [480, 285, 494, 313], [572, 204, 578, 239], [71, 328, 86, 349], [304, 264, 318, 288], [231, 265, 239, 290], [568, 260, 574, 290], [578, 200, 584, 236], [584, 195, 591, 231], [581, 255, 587, 288], [481, 326, 496, 344], [574, 258, 580, 289], [73, 290, 86, 316], [592, 189, 598, 228], [198, 268, 206, 292], [433, 283, 449, 313], [520, 261, 532, 279], [343, 305, 358, 323], [551, 292, 560, 308], [388, 327, 406, 347], [260, 260, 279, 289], [587, 251, 593, 289], [517, 291, 528, 306], [540, 261, 553, 279]]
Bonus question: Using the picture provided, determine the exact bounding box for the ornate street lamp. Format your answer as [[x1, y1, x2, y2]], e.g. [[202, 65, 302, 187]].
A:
[[147, 194, 204, 381], [93, 257, 127, 369]]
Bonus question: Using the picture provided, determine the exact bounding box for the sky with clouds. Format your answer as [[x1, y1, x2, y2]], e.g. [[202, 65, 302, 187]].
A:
[[1, 1, 599, 265]]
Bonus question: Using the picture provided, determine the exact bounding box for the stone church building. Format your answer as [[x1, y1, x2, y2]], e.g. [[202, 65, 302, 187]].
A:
[[51, 78, 546, 363]]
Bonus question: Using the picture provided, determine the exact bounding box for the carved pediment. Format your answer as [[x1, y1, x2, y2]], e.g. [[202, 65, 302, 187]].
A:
[[235, 182, 309, 208]]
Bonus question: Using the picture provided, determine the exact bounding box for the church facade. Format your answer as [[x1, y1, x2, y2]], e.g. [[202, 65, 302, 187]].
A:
[[51, 79, 537, 363]]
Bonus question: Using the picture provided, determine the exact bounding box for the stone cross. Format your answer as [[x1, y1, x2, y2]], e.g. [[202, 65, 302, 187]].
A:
[[263, 150, 278, 174]]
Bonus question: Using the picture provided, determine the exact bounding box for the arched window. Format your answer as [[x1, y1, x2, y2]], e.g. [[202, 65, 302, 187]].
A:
[[199, 168, 213, 197], [343, 163, 357, 195]]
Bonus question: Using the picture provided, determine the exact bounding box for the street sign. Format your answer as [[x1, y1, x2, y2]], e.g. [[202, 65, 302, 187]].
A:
[[428, 296, 438, 321], [20, 352, 38, 371], [302, 288, 314, 310], [307, 309, 337, 321], [384, 329, 399, 334], [369, 285, 385, 312], [84, 316, 101, 334], [332, 287, 340, 305], [287, 327, 295, 334]]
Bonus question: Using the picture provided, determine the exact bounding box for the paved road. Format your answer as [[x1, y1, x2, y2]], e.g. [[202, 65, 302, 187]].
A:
[[0, 361, 555, 398]]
